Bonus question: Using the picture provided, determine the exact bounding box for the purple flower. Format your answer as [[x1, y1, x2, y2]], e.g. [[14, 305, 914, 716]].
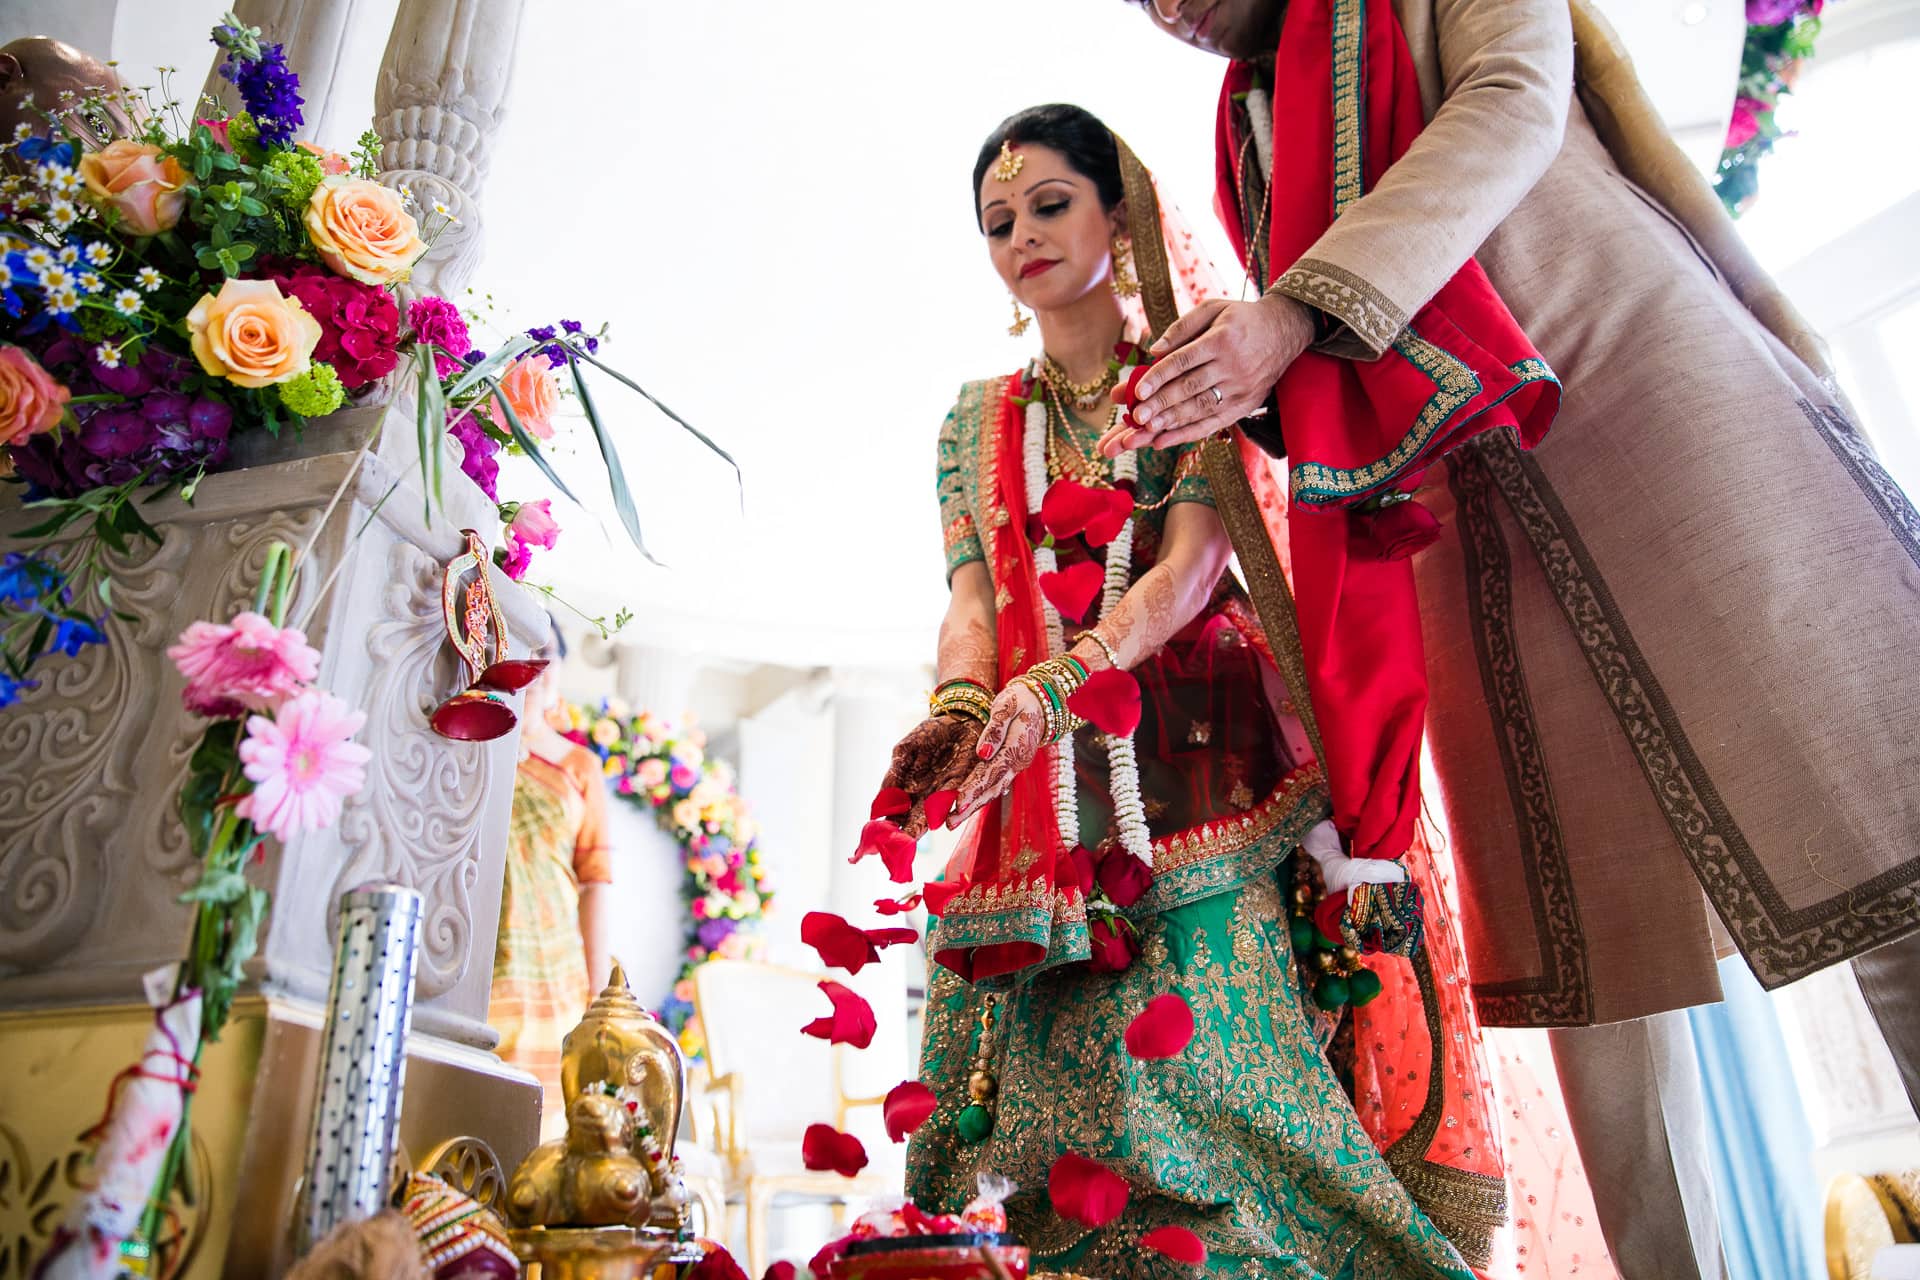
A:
[[560, 320, 583, 334], [696, 917, 737, 952], [525, 325, 557, 343], [217, 39, 305, 146], [0, 672, 36, 708], [1745, 0, 1809, 23], [446, 413, 499, 501], [407, 296, 472, 378], [669, 762, 698, 793], [78, 407, 157, 460]]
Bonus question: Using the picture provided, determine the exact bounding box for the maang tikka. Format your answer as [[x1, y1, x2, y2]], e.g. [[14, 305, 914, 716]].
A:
[[993, 140, 1024, 183]]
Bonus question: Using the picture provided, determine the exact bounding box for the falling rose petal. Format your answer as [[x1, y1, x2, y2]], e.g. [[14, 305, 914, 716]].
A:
[[800, 980, 876, 1049], [924, 789, 959, 830], [869, 926, 919, 950], [875, 893, 922, 916], [1048, 1153, 1130, 1228], [687, 1246, 750, 1280], [801, 1122, 870, 1177], [1040, 478, 1106, 543], [1096, 851, 1153, 908], [854, 818, 918, 883], [1140, 1226, 1207, 1265], [870, 786, 913, 820], [1038, 560, 1104, 623], [802, 911, 880, 974], [1081, 487, 1135, 548], [1124, 993, 1196, 1060], [921, 878, 969, 918], [764, 1264, 798, 1280], [1067, 667, 1143, 736], [1121, 362, 1154, 426], [882, 1080, 938, 1142]]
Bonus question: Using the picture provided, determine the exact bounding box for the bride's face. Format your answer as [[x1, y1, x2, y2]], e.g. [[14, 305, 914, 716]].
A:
[[978, 144, 1122, 317]]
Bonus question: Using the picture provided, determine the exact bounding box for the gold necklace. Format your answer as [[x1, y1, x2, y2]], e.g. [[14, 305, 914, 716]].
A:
[[1042, 381, 1184, 515], [1039, 352, 1119, 411]]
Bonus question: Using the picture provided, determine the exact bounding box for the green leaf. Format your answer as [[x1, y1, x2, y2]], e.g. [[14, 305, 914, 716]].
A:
[[179, 866, 249, 906], [487, 375, 583, 509], [442, 334, 536, 404], [565, 353, 656, 564], [568, 344, 742, 511], [413, 343, 447, 523]]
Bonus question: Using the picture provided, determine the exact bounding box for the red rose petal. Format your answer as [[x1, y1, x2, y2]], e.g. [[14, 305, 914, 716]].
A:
[[1082, 487, 1135, 548], [687, 1245, 749, 1280], [875, 893, 921, 916], [1041, 479, 1106, 543], [1038, 560, 1105, 623], [853, 818, 918, 883], [1313, 891, 1348, 949], [870, 786, 912, 820], [1124, 993, 1196, 1060], [802, 911, 880, 974], [764, 1264, 798, 1280], [924, 789, 959, 830], [800, 980, 876, 1049], [801, 1122, 870, 1177], [1067, 667, 1143, 736], [882, 1080, 937, 1142], [1096, 851, 1154, 909], [1140, 1225, 1207, 1265], [921, 877, 969, 918], [1048, 1153, 1130, 1228], [1121, 362, 1154, 426]]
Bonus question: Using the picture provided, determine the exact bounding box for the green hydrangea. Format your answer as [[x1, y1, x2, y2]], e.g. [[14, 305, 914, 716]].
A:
[[265, 147, 324, 209], [278, 362, 345, 418], [225, 110, 261, 155]]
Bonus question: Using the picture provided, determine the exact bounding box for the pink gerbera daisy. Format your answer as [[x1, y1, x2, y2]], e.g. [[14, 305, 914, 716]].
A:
[[235, 690, 370, 841], [167, 611, 322, 716]]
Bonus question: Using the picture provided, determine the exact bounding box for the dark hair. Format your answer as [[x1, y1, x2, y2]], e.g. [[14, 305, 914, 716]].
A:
[[973, 104, 1124, 223]]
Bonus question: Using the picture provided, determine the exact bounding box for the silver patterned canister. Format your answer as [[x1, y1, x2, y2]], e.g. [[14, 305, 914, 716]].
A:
[[297, 882, 424, 1253]]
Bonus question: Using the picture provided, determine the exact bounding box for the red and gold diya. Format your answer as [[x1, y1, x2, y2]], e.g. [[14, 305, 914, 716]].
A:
[[826, 1233, 1030, 1280], [429, 530, 548, 741]]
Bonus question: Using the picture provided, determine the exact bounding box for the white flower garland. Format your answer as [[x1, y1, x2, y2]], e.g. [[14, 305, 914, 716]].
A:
[[1021, 363, 1153, 869]]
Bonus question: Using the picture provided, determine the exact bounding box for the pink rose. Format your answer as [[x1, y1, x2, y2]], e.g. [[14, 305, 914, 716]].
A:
[[491, 354, 560, 439], [1727, 96, 1766, 149], [636, 758, 668, 788], [508, 499, 561, 551], [296, 139, 350, 176], [78, 139, 189, 236], [303, 176, 427, 286], [0, 345, 70, 446]]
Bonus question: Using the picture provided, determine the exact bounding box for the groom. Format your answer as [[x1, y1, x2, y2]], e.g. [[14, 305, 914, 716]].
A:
[[1105, 0, 1920, 1276]]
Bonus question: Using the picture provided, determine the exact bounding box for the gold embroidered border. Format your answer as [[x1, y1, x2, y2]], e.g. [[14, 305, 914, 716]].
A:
[[1330, 0, 1365, 215], [1147, 764, 1325, 878], [1114, 134, 1178, 340], [1274, 260, 1407, 356]]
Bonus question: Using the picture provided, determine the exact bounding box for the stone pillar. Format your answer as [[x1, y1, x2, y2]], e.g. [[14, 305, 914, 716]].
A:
[[197, 0, 399, 147], [1774, 966, 1920, 1181], [374, 0, 527, 305]]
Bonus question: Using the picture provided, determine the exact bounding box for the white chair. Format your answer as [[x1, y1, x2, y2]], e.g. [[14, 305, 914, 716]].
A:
[[692, 959, 906, 1276]]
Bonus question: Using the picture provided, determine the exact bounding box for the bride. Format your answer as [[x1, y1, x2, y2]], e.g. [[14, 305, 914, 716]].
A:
[[879, 103, 1503, 1279]]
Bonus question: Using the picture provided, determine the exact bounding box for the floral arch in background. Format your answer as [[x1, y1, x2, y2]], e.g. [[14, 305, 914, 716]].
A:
[[1718, 0, 1835, 215], [561, 700, 772, 1059]]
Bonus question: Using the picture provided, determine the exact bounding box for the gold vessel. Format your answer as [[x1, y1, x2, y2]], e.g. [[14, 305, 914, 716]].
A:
[[507, 962, 696, 1278]]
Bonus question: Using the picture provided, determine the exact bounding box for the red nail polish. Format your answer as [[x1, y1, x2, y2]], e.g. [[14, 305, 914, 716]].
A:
[[978, 743, 993, 759]]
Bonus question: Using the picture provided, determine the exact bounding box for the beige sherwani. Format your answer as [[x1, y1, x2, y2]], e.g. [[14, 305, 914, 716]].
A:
[[1264, 0, 1920, 1033]]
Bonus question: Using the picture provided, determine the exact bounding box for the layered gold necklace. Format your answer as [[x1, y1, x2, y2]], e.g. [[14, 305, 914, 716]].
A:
[[1039, 352, 1120, 411]]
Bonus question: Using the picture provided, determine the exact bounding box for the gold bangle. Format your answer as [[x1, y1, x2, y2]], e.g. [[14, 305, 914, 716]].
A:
[[931, 683, 994, 725], [1082, 630, 1121, 672]]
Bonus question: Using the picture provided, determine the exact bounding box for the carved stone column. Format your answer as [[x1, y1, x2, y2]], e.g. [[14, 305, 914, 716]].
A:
[[373, 0, 527, 304], [197, 0, 397, 146]]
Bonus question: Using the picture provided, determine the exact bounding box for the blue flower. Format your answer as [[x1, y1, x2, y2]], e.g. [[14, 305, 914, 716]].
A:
[[0, 552, 55, 606], [16, 136, 73, 167], [0, 672, 37, 708], [50, 615, 107, 657], [218, 39, 305, 146]]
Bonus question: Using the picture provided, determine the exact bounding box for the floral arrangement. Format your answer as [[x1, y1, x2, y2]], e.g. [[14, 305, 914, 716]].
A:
[[560, 700, 773, 1059], [35, 537, 368, 1276], [0, 12, 731, 705], [1716, 0, 1834, 215]]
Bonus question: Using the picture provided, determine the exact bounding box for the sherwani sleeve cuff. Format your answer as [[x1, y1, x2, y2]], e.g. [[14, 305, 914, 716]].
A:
[[1272, 260, 1407, 359]]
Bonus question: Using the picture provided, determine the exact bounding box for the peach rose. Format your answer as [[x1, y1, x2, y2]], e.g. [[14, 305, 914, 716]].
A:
[[296, 140, 350, 176], [490, 354, 560, 440], [77, 139, 189, 236], [186, 278, 323, 389], [0, 345, 71, 446], [303, 176, 427, 286]]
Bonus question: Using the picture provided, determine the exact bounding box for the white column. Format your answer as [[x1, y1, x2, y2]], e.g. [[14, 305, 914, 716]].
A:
[[1774, 966, 1920, 1181], [374, 0, 527, 304]]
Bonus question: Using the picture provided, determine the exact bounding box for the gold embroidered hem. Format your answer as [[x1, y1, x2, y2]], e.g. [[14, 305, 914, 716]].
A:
[[907, 874, 1473, 1280], [1274, 259, 1407, 358]]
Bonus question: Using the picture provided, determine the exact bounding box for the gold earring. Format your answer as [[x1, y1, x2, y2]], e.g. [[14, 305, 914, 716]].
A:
[[1008, 294, 1031, 337], [1111, 236, 1140, 298]]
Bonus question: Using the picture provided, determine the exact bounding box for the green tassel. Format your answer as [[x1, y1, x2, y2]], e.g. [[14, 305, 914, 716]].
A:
[[1349, 968, 1384, 1006], [1313, 975, 1351, 1010], [957, 1104, 995, 1143], [1288, 915, 1316, 952]]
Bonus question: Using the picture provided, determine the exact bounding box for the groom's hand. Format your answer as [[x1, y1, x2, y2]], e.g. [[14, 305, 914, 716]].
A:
[[1099, 292, 1314, 456]]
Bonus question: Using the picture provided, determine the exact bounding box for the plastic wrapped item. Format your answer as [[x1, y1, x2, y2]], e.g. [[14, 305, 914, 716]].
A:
[[812, 1177, 1025, 1280]]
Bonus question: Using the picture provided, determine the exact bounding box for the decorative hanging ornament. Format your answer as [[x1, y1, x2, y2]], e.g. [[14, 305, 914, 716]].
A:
[[992, 140, 1024, 183], [429, 529, 547, 741]]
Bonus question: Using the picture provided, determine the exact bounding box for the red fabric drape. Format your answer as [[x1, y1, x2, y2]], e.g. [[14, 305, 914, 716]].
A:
[[1213, 0, 1559, 863]]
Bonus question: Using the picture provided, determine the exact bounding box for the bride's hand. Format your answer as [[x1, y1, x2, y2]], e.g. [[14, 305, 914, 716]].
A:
[[951, 683, 1048, 826], [1098, 293, 1314, 456], [881, 714, 981, 838]]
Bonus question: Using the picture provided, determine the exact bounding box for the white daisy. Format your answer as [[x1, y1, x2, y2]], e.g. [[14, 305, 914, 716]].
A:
[[23, 246, 53, 274], [136, 266, 164, 292], [0, 176, 21, 196], [10, 123, 30, 143], [112, 288, 142, 316], [49, 201, 78, 230], [77, 271, 102, 294], [55, 243, 79, 265], [32, 162, 65, 189], [95, 343, 121, 369], [84, 242, 112, 267], [37, 265, 71, 291], [50, 169, 82, 197], [46, 286, 78, 314], [0, 264, 12, 289]]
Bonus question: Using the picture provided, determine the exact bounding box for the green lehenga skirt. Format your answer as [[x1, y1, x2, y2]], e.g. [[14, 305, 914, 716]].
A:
[[905, 872, 1473, 1280]]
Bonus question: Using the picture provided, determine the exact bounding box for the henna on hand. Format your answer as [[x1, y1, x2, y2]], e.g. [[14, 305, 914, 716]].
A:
[[952, 687, 1046, 823]]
